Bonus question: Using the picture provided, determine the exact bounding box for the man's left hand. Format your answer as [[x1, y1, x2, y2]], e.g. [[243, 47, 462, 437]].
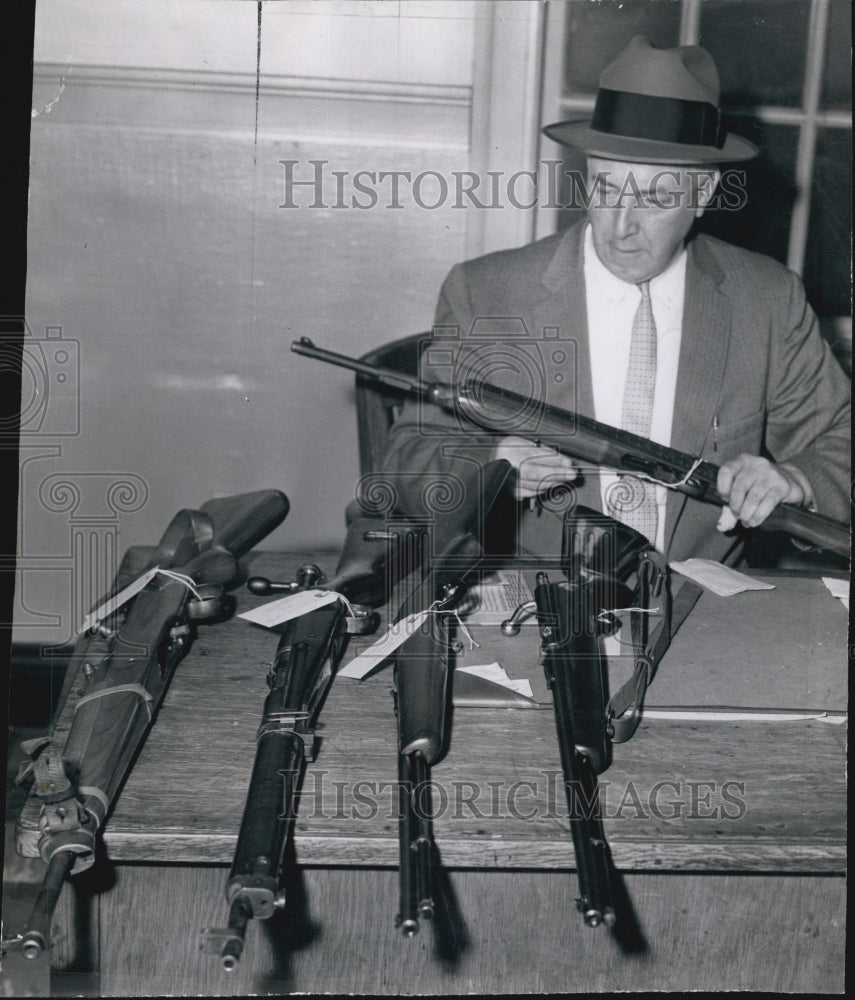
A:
[[716, 454, 812, 531]]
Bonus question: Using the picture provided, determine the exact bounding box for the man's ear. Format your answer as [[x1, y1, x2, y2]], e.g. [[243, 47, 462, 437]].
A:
[[694, 168, 721, 217]]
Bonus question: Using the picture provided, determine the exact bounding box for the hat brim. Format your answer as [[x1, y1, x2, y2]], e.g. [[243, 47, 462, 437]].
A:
[[543, 119, 758, 164]]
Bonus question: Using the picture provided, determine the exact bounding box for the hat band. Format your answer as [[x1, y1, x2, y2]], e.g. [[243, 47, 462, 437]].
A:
[[591, 87, 725, 148]]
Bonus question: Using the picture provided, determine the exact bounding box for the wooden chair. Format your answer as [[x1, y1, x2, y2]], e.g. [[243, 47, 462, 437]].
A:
[[354, 332, 428, 475]]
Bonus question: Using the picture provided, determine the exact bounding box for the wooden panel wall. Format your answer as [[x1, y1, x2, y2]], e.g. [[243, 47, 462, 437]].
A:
[[17, 1, 483, 646]]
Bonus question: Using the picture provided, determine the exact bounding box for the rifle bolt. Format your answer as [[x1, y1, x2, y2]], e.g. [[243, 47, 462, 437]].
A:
[[450, 639, 464, 654]]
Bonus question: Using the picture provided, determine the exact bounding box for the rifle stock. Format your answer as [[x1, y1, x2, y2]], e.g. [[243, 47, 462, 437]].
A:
[[204, 601, 349, 971], [291, 337, 849, 557], [533, 571, 615, 928], [10, 490, 289, 960], [391, 460, 511, 936], [203, 510, 424, 969]]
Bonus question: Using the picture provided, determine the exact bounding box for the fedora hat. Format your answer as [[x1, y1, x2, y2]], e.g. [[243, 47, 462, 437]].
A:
[[543, 35, 757, 163]]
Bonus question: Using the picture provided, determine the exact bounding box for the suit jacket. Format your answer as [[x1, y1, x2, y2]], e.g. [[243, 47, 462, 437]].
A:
[[382, 220, 851, 562]]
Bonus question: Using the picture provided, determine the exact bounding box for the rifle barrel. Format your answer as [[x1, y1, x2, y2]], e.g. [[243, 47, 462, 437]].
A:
[[19, 850, 77, 960], [291, 339, 850, 556], [535, 573, 616, 929]]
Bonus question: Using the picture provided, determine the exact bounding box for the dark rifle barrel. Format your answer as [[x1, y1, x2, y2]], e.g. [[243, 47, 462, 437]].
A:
[[535, 573, 615, 929], [18, 851, 77, 959], [291, 339, 849, 556], [394, 593, 447, 935], [208, 604, 347, 970]]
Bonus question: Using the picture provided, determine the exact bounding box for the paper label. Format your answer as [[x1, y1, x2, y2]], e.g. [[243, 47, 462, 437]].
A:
[[80, 567, 161, 633], [337, 611, 430, 679], [669, 558, 775, 597], [822, 576, 849, 610], [239, 589, 341, 628], [457, 662, 534, 699]]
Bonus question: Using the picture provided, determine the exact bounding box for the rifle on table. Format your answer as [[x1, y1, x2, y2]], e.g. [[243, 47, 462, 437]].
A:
[[391, 461, 511, 936], [201, 511, 423, 971], [291, 337, 850, 558], [6, 490, 290, 961], [501, 508, 672, 929]]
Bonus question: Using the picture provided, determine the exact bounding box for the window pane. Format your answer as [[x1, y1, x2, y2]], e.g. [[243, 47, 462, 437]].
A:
[[699, 0, 809, 107], [562, 0, 680, 96], [821, 0, 852, 109], [696, 119, 798, 266], [803, 129, 852, 318]]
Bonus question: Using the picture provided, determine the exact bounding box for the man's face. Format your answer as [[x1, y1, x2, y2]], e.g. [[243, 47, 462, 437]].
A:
[[586, 156, 719, 283]]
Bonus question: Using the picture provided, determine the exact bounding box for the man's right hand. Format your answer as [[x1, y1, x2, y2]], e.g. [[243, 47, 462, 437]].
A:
[[492, 436, 579, 500]]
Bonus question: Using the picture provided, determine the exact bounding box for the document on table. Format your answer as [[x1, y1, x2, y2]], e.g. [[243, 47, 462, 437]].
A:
[[670, 558, 776, 597], [822, 576, 849, 610], [462, 569, 534, 623]]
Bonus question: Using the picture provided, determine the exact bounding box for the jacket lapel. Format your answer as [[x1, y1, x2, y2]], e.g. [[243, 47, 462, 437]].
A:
[[536, 222, 594, 419], [665, 236, 732, 552]]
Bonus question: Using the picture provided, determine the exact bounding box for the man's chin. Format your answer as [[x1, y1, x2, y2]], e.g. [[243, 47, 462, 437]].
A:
[[603, 254, 651, 283]]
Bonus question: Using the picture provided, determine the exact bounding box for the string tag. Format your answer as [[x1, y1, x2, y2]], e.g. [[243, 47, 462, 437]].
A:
[[79, 567, 161, 634], [436, 608, 480, 650], [158, 568, 204, 600], [597, 605, 660, 624], [338, 611, 430, 680], [239, 589, 341, 628], [627, 457, 704, 492]]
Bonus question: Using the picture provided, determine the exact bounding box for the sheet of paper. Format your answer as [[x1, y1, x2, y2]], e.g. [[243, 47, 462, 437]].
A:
[[642, 708, 847, 724], [337, 610, 430, 679], [457, 662, 534, 698], [822, 576, 850, 610], [463, 569, 534, 624], [80, 566, 160, 633], [238, 589, 341, 628], [669, 558, 776, 597]]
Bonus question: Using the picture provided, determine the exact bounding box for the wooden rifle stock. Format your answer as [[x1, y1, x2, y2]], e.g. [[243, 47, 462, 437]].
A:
[[203, 511, 424, 969], [10, 490, 289, 960], [533, 571, 615, 929], [291, 337, 849, 557], [391, 460, 512, 936]]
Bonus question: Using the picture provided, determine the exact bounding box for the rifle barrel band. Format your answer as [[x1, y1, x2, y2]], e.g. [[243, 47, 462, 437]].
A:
[[74, 683, 154, 722], [78, 785, 110, 821]]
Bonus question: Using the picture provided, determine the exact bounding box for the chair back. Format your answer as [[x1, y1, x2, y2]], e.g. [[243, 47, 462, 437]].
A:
[[355, 332, 428, 475]]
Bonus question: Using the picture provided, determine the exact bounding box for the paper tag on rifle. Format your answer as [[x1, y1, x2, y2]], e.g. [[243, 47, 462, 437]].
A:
[[337, 611, 430, 680], [239, 589, 341, 628], [79, 566, 161, 634]]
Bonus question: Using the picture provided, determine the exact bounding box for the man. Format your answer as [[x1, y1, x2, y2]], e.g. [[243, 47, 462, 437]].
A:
[[381, 36, 850, 563]]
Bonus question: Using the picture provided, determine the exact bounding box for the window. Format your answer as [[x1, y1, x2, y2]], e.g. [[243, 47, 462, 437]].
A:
[[538, 0, 852, 331]]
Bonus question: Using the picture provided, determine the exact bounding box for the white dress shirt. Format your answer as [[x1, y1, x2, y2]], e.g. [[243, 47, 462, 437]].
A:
[[583, 223, 687, 553]]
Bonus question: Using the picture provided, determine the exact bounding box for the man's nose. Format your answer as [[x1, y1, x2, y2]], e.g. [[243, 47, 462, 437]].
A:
[[614, 202, 638, 238]]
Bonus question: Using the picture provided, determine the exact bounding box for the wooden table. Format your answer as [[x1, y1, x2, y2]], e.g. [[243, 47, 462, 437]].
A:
[[18, 553, 847, 995]]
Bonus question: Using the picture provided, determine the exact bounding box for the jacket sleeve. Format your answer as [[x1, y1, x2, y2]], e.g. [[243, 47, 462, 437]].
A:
[[379, 263, 510, 519], [763, 269, 851, 522]]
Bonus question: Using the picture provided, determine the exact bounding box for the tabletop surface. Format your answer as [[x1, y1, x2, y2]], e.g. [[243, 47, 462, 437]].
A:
[[18, 551, 848, 873]]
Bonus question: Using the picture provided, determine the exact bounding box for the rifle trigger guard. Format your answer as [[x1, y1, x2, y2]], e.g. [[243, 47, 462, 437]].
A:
[[186, 583, 225, 620], [344, 604, 380, 635]]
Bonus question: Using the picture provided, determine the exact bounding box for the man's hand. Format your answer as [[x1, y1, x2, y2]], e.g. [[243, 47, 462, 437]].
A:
[[716, 454, 812, 532], [492, 435, 578, 500]]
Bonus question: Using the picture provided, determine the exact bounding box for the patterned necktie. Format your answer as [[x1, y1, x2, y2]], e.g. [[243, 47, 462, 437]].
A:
[[609, 281, 658, 543]]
